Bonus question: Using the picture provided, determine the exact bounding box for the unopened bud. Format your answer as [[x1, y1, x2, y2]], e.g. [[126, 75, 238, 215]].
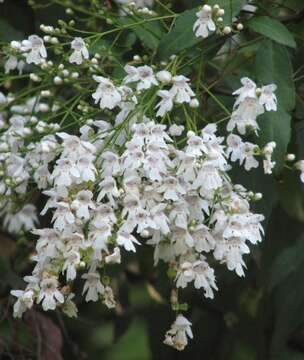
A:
[[223, 26, 232, 35], [54, 76, 63, 85], [237, 23, 244, 31], [190, 98, 199, 108], [286, 153, 296, 162]]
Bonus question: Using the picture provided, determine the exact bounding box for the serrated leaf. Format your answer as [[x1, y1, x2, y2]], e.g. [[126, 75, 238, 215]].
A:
[[247, 16, 296, 48]]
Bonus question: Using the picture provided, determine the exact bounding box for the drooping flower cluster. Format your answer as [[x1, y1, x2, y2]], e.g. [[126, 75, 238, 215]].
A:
[[0, 20, 285, 352], [9, 114, 270, 350], [226, 77, 278, 175], [0, 95, 60, 233]]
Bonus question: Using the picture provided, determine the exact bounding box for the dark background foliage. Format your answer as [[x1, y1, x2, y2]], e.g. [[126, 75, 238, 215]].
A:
[[1, 0, 304, 359]]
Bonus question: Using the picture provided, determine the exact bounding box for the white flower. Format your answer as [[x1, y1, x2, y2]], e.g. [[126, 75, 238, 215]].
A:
[[151, 203, 170, 234], [295, 160, 304, 183], [170, 75, 195, 104], [233, 77, 257, 105], [227, 135, 259, 171], [186, 132, 208, 156], [123, 65, 158, 91], [71, 190, 95, 220], [192, 224, 215, 253], [69, 37, 89, 65], [3, 204, 38, 234], [82, 272, 104, 302], [169, 124, 184, 137], [176, 258, 217, 298], [262, 141, 276, 174], [164, 314, 193, 351], [105, 247, 121, 264], [38, 277, 64, 311], [92, 76, 122, 109], [52, 202, 75, 231], [22, 35, 47, 65], [259, 84, 277, 111], [51, 158, 80, 187], [103, 286, 116, 308], [158, 176, 186, 201], [100, 151, 121, 176], [93, 204, 117, 226], [63, 250, 81, 281], [97, 176, 120, 204], [228, 98, 264, 135], [155, 90, 174, 117], [143, 152, 168, 181], [214, 238, 250, 277], [10, 290, 34, 318], [89, 221, 111, 250], [116, 230, 141, 252], [242, 143, 259, 171], [77, 155, 97, 182], [5, 55, 18, 74], [226, 134, 244, 162], [193, 5, 216, 39], [156, 70, 172, 83], [62, 293, 78, 318], [193, 164, 223, 191]]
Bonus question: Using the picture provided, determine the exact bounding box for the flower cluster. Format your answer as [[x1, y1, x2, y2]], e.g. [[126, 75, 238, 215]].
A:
[[9, 110, 270, 350], [93, 64, 199, 118], [0, 18, 285, 351], [193, 4, 244, 39], [0, 95, 60, 233], [226, 77, 278, 175]]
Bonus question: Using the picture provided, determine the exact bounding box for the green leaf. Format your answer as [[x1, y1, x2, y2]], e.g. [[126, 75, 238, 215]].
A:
[[255, 40, 295, 171], [230, 165, 277, 225], [157, 8, 200, 59], [0, 19, 23, 42], [207, 0, 247, 24], [247, 16, 296, 48], [270, 258, 304, 357], [257, 108, 291, 172], [255, 40, 295, 112], [119, 16, 164, 50], [268, 237, 304, 293], [278, 171, 304, 222]]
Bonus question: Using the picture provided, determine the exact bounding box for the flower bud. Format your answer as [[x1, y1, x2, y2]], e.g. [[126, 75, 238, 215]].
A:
[[223, 26, 232, 35], [190, 98, 199, 108], [62, 69, 70, 77], [187, 130, 195, 137], [286, 153, 296, 162], [237, 23, 244, 31], [54, 76, 63, 85], [169, 124, 184, 137], [254, 193, 263, 201], [202, 4, 212, 12], [156, 70, 172, 83]]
